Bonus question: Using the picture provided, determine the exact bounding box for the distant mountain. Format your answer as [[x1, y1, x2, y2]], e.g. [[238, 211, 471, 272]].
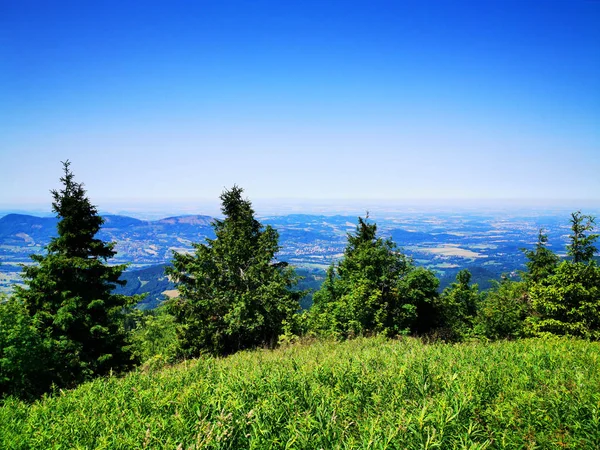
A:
[[115, 264, 176, 310], [3, 210, 554, 299], [102, 215, 146, 228], [0, 214, 58, 244], [0, 213, 216, 266], [115, 263, 325, 311]]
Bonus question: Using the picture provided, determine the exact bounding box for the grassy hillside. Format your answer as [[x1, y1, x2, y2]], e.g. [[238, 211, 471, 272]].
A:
[[1, 337, 599, 449]]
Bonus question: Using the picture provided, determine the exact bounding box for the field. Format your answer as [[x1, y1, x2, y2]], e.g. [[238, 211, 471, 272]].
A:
[[419, 245, 484, 259], [1, 337, 599, 449]]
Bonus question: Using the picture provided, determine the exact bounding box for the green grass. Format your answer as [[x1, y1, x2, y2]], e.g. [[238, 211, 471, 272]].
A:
[[1, 337, 599, 449]]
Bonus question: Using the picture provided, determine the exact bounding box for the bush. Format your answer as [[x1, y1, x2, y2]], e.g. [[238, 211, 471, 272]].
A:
[[475, 280, 529, 340], [128, 306, 179, 366], [528, 261, 600, 339], [0, 297, 52, 400]]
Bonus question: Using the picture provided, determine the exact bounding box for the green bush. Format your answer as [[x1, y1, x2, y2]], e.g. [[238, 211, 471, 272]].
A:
[[128, 306, 179, 366], [528, 261, 600, 339], [436, 269, 481, 341], [0, 297, 52, 400], [475, 280, 529, 340]]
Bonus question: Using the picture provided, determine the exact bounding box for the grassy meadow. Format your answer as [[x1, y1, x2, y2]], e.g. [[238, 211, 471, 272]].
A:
[[1, 337, 599, 449]]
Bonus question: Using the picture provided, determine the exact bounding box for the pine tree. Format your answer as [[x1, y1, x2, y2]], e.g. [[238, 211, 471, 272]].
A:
[[308, 216, 439, 338], [521, 228, 559, 284], [167, 186, 302, 356], [16, 161, 136, 387], [567, 211, 598, 263], [527, 212, 600, 339]]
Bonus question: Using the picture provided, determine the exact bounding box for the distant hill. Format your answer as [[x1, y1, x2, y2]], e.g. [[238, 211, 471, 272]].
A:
[[3, 210, 552, 298], [115, 264, 176, 310], [113, 261, 503, 312], [102, 215, 146, 228], [115, 264, 325, 311], [0, 213, 216, 266], [0, 214, 58, 243]]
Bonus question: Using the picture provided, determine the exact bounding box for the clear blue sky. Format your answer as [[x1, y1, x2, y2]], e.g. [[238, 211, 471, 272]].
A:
[[1, 0, 599, 209]]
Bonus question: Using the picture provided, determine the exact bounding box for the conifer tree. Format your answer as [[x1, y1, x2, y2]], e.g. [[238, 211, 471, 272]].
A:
[[521, 228, 559, 284], [308, 216, 439, 338], [527, 212, 600, 339], [167, 186, 301, 356], [16, 161, 136, 387], [567, 211, 598, 263]]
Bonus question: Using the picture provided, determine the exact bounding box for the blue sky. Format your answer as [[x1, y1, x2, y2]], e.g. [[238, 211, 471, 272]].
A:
[[1, 0, 599, 210]]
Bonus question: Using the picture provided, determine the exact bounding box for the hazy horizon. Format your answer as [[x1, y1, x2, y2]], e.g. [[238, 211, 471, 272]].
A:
[[3, 197, 600, 221]]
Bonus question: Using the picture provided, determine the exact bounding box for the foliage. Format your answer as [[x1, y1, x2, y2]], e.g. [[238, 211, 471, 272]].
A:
[[14, 161, 138, 389], [128, 306, 179, 367], [528, 261, 600, 339], [436, 269, 481, 341], [308, 216, 439, 338], [525, 212, 600, 339], [475, 279, 529, 340], [1, 337, 599, 449], [167, 186, 302, 356], [567, 211, 598, 263], [521, 228, 559, 284], [0, 296, 51, 400]]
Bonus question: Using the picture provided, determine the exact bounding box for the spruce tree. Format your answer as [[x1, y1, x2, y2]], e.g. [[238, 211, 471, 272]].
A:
[[567, 211, 598, 263], [527, 212, 600, 339], [521, 228, 559, 284], [16, 161, 136, 387], [308, 216, 439, 338], [167, 186, 301, 356]]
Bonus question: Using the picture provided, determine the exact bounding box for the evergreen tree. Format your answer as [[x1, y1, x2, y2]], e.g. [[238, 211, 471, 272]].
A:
[[167, 186, 301, 356], [527, 212, 600, 339], [15, 161, 136, 387], [521, 228, 559, 284], [567, 211, 598, 263], [308, 216, 438, 338]]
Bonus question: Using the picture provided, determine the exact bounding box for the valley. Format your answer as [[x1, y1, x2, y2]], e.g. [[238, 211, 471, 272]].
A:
[[0, 209, 588, 306]]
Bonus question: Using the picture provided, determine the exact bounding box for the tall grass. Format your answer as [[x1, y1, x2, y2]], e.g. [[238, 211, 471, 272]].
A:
[[1, 337, 599, 449]]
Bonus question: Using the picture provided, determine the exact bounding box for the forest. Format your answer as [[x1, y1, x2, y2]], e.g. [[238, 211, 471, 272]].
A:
[[1, 162, 599, 448]]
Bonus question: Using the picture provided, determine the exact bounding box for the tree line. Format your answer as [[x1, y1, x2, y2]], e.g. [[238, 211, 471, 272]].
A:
[[1, 162, 599, 400]]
